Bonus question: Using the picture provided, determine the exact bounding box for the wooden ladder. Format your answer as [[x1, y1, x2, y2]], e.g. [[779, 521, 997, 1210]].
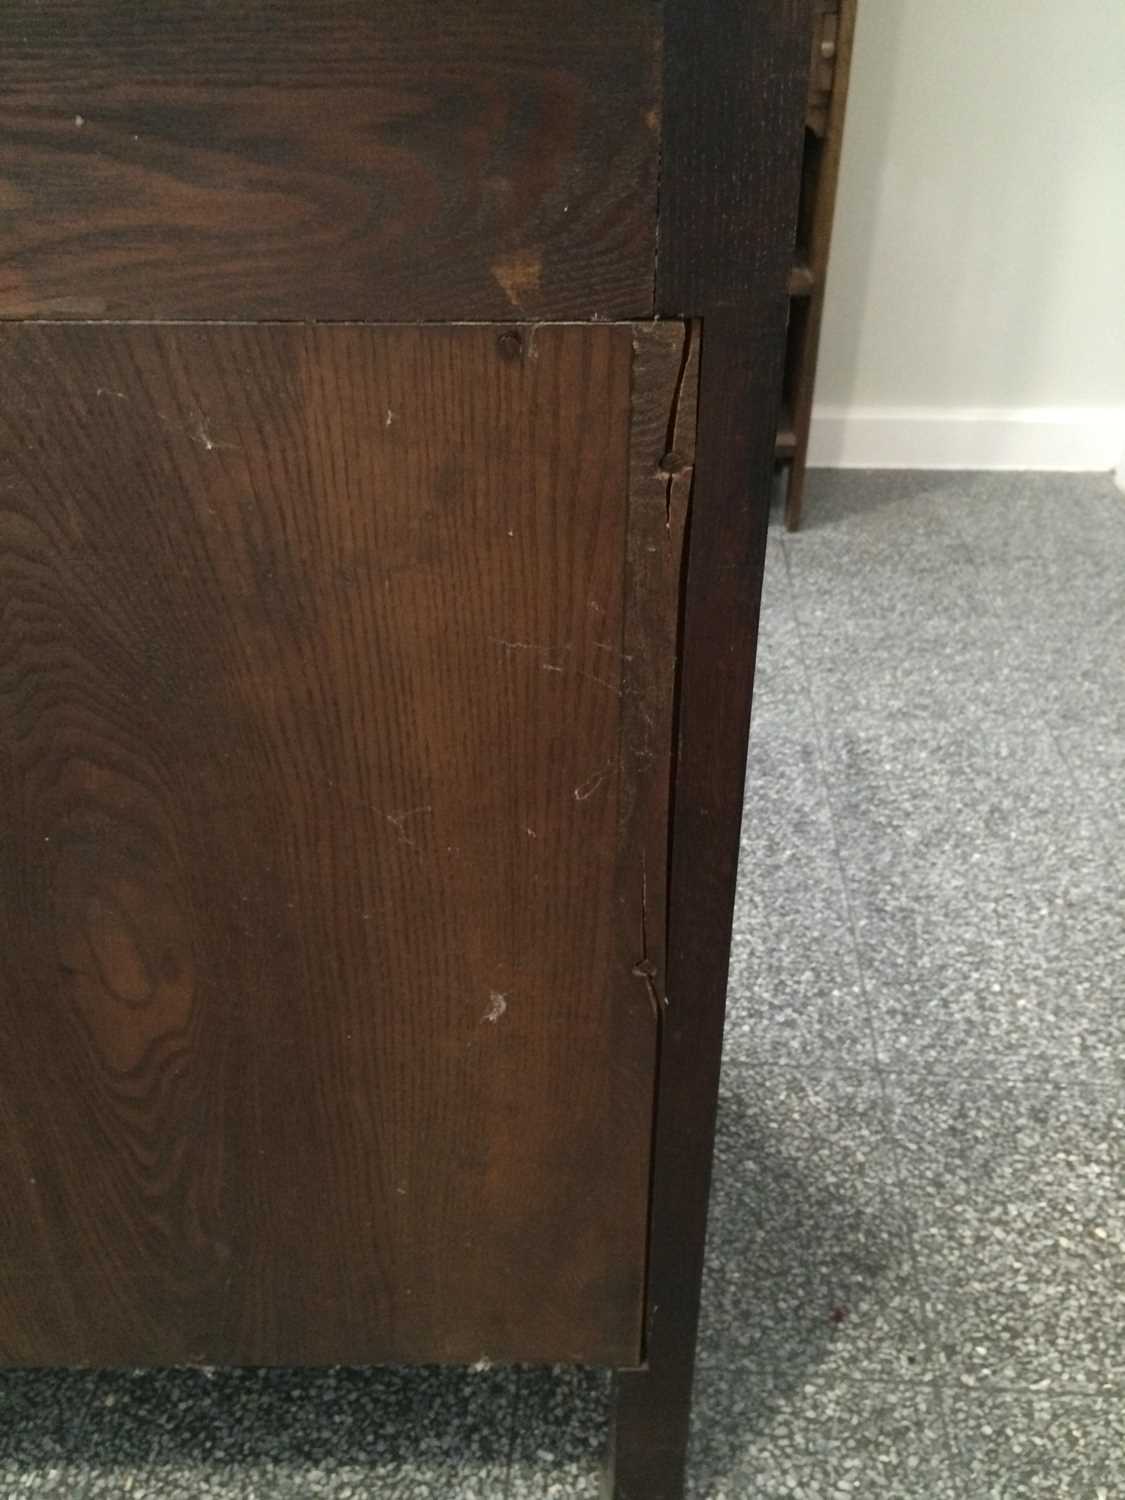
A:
[[777, 0, 859, 530]]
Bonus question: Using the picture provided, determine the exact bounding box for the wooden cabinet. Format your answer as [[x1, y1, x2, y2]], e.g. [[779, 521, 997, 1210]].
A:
[[0, 4, 812, 1495]]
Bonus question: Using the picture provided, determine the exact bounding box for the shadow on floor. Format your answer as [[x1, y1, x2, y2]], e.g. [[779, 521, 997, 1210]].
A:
[[0, 1083, 900, 1494], [689, 1080, 906, 1491]]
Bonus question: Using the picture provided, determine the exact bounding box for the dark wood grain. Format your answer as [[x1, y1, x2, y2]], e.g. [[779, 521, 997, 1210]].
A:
[[610, 1, 812, 1494], [0, 319, 689, 1368], [657, 0, 811, 315], [0, 0, 660, 321]]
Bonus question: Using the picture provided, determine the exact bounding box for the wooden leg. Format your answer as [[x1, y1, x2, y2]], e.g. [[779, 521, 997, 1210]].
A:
[[598, 312, 796, 1500], [604, 1351, 698, 1500], [606, 3, 811, 1493]]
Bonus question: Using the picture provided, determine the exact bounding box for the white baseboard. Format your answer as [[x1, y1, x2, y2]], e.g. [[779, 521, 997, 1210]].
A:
[[807, 405, 1125, 473]]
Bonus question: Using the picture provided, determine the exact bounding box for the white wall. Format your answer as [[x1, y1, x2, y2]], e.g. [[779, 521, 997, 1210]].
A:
[[811, 0, 1125, 471]]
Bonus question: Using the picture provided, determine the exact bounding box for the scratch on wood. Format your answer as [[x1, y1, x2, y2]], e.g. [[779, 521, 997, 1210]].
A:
[[482, 992, 508, 1024], [384, 805, 433, 849], [573, 764, 613, 802], [495, 638, 596, 681], [191, 413, 240, 454], [634, 851, 668, 1018], [497, 644, 623, 697], [659, 321, 696, 528], [491, 249, 542, 310], [579, 669, 625, 698], [491, 637, 550, 653]]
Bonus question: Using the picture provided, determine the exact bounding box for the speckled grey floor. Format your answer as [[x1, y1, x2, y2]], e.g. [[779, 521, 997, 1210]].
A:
[[3, 471, 1123, 1498]]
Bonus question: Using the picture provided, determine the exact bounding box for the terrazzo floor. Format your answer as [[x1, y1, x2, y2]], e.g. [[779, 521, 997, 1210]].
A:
[[3, 471, 1123, 1498]]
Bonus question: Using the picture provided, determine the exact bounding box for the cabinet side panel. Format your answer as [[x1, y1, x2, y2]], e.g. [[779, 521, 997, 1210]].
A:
[[0, 320, 682, 1367]]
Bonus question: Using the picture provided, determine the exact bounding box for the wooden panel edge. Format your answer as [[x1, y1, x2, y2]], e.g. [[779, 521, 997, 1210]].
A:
[[605, 319, 699, 1364], [608, 0, 812, 1490]]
